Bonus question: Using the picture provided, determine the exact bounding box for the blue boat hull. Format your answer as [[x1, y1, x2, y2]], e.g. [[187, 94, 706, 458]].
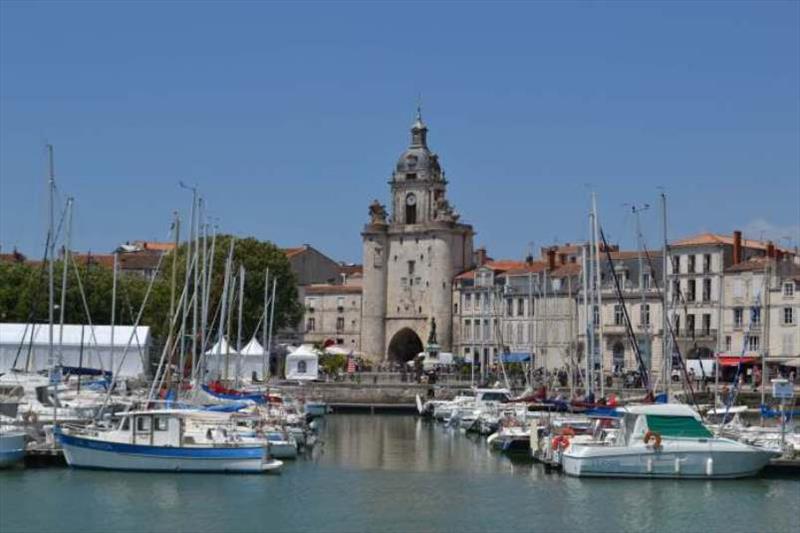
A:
[[57, 431, 281, 473]]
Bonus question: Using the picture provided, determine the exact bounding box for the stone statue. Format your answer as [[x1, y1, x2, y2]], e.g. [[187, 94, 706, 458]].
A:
[[428, 317, 438, 345], [368, 200, 388, 224], [434, 197, 460, 222]]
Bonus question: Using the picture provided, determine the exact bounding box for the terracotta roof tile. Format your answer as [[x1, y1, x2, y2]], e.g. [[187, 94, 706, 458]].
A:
[[132, 240, 176, 252], [672, 233, 788, 252], [282, 246, 307, 258], [304, 284, 362, 295]]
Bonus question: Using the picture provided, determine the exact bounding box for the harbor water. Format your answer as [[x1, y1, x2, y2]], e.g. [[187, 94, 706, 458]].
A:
[[1, 414, 798, 533]]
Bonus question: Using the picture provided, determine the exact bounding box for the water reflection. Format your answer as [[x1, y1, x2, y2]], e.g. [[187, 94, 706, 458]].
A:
[[318, 415, 528, 475], [1, 415, 797, 533]]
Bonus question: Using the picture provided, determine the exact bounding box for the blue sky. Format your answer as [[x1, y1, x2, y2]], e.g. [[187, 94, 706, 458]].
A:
[[1, 1, 798, 263]]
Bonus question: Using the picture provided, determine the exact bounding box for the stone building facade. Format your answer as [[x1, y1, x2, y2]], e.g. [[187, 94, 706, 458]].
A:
[[666, 231, 778, 360], [361, 111, 475, 362], [301, 281, 363, 352], [577, 250, 667, 384], [722, 253, 800, 364], [452, 250, 581, 374]]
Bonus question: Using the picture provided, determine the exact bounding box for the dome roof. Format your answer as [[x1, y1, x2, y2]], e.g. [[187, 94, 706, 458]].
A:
[[394, 109, 442, 178]]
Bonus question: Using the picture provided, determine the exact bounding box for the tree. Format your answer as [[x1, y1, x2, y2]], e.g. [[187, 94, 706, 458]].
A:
[[0, 235, 302, 347], [157, 235, 302, 346]]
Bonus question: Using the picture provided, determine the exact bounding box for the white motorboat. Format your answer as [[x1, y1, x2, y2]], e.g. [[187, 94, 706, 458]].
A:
[[57, 410, 283, 473], [562, 404, 778, 479]]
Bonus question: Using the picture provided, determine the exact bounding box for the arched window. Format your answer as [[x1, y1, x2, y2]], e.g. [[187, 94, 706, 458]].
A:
[[405, 193, 417, 224], [297, 360, 307, 374]]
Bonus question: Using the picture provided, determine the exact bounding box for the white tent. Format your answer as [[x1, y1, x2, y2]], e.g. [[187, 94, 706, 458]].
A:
[[203, 337, 239, 379], [405, 351, 455, 369], [204, 337, 238, 356], [0, 323, 149, 377], [324, 345, 361, 357], [239, 338, 269, 381], [285, 344, 320, 381]]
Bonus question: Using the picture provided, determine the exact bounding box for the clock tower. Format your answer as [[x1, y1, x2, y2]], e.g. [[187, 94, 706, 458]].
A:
[[361, 108, 475, 362]]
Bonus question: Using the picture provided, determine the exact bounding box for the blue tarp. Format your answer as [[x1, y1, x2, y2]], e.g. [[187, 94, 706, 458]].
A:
[[61, 366, 112, 378], [201, 385, 266, 404], [501, 352, 532, 363]]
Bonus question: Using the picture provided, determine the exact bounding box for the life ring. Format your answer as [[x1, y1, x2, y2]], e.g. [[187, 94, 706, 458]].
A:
[[551, 435, 570, 451], [22, 411, 39, 425], [644, 430, 662, 448]]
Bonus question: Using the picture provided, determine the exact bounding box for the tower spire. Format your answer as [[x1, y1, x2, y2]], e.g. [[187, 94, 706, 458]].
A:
[[410, 97, 427, 147]]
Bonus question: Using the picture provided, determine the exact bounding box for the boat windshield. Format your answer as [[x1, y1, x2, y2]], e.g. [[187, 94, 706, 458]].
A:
[[645, 415, 712, 438], [480, 392, 509, 403]]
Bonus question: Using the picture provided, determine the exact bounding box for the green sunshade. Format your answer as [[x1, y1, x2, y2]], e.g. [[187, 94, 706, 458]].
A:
[[645, 415, 712, 438]]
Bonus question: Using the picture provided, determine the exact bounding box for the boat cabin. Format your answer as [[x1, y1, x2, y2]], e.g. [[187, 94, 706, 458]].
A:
[[475, 389, 512, 404], [116, 410, 185, 447], [618, 405, 712, 446]]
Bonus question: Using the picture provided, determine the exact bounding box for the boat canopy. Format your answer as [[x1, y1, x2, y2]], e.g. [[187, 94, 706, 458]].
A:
[[645, 415, 712, 438], [618, 404, 702, 419], [501, 352, 531, 363], [718, 355, 760, 367]]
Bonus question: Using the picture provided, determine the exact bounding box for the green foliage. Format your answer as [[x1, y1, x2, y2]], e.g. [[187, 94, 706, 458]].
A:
[[320, 353, 346, 375], [0, 235, 302, 344], [159, 235, 302, 342]]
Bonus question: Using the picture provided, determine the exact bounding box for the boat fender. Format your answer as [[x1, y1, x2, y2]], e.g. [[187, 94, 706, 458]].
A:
[[643, 430, 662, 449], [705, 457, 713, 477], [562, 427, 576, 437]]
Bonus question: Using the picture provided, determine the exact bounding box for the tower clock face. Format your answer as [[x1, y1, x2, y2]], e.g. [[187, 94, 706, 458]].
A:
[[406, 194, 417, 206]]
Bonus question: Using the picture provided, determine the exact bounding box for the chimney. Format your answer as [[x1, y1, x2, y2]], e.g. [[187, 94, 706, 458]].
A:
[[475, 247, 488, 266], [733, 230, 742, 265], [766, 241, 776, 259], [547, 248, 556, 271]]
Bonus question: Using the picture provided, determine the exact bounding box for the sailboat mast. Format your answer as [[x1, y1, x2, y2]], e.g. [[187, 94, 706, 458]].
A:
[[58, 197, 73, 368], [581, 243, 590, 394], [527, 271, 533, 387], [236, 265, 245, 386], [47, 145, 56, 372], [587, 215, 596, 395], [592, 193, 604, 398], [191, 195, 200, 390], [217, 239, 234, 381], [661, 192, 670, 395], [262, 269, 269, 381], [266, 278, 277, 381], [110, 252, 118, 383]]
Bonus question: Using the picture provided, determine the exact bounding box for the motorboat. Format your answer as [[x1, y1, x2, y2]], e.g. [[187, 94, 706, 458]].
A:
[[304, 401, 328, 418], [0, 426, 26, 468], [561, 404, 779, 479], [57, 409, 283, 473]]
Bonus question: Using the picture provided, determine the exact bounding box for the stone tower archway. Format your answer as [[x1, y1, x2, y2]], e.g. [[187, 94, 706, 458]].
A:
[[387, 328, 424, 363]]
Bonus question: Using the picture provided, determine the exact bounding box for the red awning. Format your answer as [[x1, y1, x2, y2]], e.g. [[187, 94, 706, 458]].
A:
[[718, 355, 759, 367]]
